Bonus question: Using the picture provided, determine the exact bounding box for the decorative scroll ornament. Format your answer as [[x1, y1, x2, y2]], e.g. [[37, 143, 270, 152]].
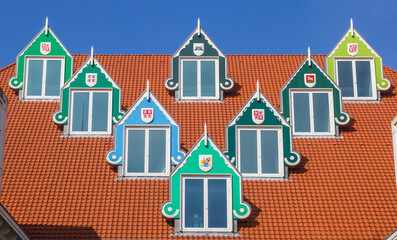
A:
[[86, 73, 97, 87], [199, 155, 212, 172], [252, 109, 264, 125], [193, 43, 204, 56], [304, 73, 316, 88], [40, 42, 51, 55], [347, 43, 358, 56], [141, 108, 154, 123]]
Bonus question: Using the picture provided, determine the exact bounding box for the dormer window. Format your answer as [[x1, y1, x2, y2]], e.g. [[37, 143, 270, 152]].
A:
[[9, 18, 73, 100], [165, 19, 233, 101]]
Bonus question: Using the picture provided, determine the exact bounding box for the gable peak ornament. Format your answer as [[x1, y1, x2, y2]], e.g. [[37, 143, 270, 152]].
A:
[[304, 73, 316, 88], [347, 43, 358, 56], [193, 43, 204, 56], [199, 154, 212, 172], [40, 42, 51, 55], [86, 73, 97, 87], [141, 108, 154, 123], [252, 109, 264, 125]]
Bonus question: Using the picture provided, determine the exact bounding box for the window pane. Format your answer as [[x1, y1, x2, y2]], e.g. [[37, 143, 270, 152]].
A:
[[148, 130, 166, 173], [45, 60, 62, 96], [185, 179, 204, 228], [293, 93, 311, 132], [92, 92, 109, 132], [337, 61, 354, 97], [313, 93, 330, 132], [201, 61, 216, 97], [260, 131, 279, 174], [182, 61, 197, 97], [208, 179, 227, 228], [127, 130, 145, 173], [240, 130, 258, 173], [356, 61, 372, 97], [72, 92, 89, 132], [26, 60, 43, 96]]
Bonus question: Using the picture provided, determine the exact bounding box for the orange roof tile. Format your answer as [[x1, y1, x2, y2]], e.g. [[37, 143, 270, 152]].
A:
[[1, 54, 397, 239]]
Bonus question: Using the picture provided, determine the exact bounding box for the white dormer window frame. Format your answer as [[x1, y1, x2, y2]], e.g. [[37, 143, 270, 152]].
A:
[[123, 126, 171, 177], [236, 126, 284, 178], [290, 89, 335, 136], [179, 57, 219, 100], [334, 57, 377, 101], [24, 56, 65, 100], [69, 89, 112, 136]]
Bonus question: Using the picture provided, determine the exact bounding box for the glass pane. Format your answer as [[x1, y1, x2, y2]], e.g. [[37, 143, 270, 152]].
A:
[[260, 131, 279, 174], [182, 61, 197, 97], [293, 93, 311, 132], [92, 92, 109, 132], [201, 61, 216, 97], [356, 61, 372, 97], [313, 93, 330, 132], [148, 130, 166, 173], [208, 179, 227, 228], [240, 130, 258, 173], [126, 130, 145, 173], [72, 92, 89, 132], [26, 60, 43, 96], [185, 179, 204, 228], [337, 61, 354, 97], [45, 60, 62, 96]]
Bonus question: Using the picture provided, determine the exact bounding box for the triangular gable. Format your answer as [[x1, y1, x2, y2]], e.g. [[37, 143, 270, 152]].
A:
[[165, 23, 234, 94], [280, 56, 350, 126], [325, 24, 390, 91], [161, 134, 251, 220], [224, 88, 300, 166], [9, 25, 73, 90], [106, 88, 185, 165], [53, 55, 124, 125]]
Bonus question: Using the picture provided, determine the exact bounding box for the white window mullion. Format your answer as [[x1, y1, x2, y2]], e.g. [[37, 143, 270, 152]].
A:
[[309, 93, 315, 134], [144, 129, 150, 174], [41, 60, 47, 96], [257, 130, 261, 175], [352, 60, 358, 98], [197, 60, 201, 98], [87, 92, 93, 133]]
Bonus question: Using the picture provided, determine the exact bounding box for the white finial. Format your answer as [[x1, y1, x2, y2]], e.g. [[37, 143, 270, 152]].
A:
[[256, 80, 260, 102], [204, 122, 208, 146], [308, 46, 311, 67], [146, 79, 150, 100], [198, 18, 201, 36], [45, 17, 48, 36], [350, 18, 354, 37], [91, 46, 94, 66]]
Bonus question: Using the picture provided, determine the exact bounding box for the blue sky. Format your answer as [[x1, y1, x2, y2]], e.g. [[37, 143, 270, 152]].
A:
[[1, 0, 397, 69]]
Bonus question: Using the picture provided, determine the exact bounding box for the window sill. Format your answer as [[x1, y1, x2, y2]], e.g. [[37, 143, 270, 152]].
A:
[[174, 99, 224, 103], [172, 232, 239, 237], [293, 135, 343, 139], [115, 176, 168, 180], [19, 98, 60, 102], [60, 134, 113, 138], [242, 176, 291, 181]]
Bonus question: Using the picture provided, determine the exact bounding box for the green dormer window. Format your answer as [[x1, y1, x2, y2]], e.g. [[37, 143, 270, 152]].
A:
[[9, 18, 73, 100]]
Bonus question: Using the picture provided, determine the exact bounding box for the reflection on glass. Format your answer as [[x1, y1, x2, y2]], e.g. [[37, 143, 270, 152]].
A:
[[185, 179, 204, 228], [148, 130, 166, 173], [127, 130, 145, 173], [337, 61, 354, 97], [27, 60, 43, 96], [72, 92, 89, 131], [208, 179, 227, 228], [240, 130, 258, 173], [45, 60, 62, 96], [261, 130, 278, 174], [201, 61, 216, 97], [293, 93, 310, 132], [183, 61, 197, 97], [356, 61, 372, 97], [313, 93, 330, 132], [92, 92, 109, 132]]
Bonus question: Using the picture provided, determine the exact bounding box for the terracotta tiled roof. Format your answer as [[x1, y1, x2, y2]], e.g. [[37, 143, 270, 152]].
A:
[[1, 54, 397, 239]]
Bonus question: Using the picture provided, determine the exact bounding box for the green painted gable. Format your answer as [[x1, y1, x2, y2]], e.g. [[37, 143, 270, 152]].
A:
[[9, 26, 73, 93], [161, 134, 251, 220], [224, 89, 300, 167], [280, 57, 350, 127], [53, 56, 124, 126]]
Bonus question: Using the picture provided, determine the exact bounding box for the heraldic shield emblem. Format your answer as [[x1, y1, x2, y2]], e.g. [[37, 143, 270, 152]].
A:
[[347, 43, 358, 56], [193, 43, 204, 56], [40, 42, 51, 55], [141, 108, 154, 123], [252, 109, 265, 125], [304, 74, 316, 88], [86, 73, 97, 87], [199, 155, 212, 172]]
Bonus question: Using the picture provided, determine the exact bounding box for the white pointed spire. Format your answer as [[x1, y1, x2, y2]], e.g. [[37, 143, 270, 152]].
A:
[[198, 18, 201, 36], [146, 79, 150, 100], [204, 122, 208, 146], [350, 18, 354, 37], [308, 46, 311, 67], [256, 80, 260, 102], [45, 17, 49, 36], [90, 46, 94, 66]]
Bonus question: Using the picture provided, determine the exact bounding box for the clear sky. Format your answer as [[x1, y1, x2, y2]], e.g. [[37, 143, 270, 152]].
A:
[[1, 0, 396, 69]]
